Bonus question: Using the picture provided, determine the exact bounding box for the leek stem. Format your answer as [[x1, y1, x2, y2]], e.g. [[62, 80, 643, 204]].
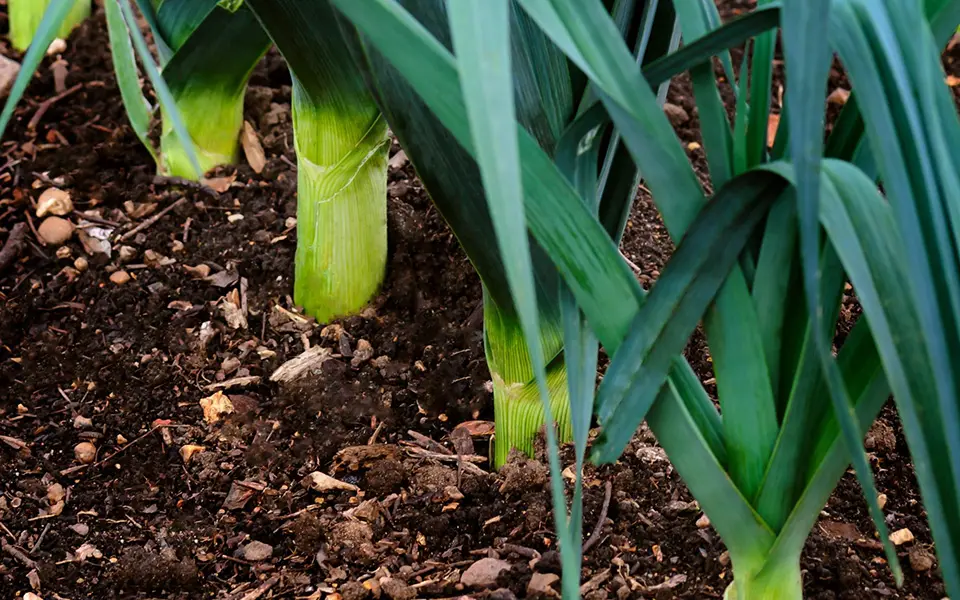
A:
[[9, 0, 89, 52], [724, 559, 803, 600], [292, 81, 390, 322], [492, 357, 571, 468], [159, 97, 243, 178], [484, 288, 570, 468]]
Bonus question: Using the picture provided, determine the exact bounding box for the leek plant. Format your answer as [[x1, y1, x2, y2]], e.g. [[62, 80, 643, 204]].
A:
[[105, 0, 271, 178], [242, 0, 391, 323], [8, 0, 89, 52], [330, 0, 960, 598], [329, 0, 675, 466]]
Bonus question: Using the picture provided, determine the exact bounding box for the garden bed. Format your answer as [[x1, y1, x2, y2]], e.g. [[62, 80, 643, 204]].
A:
[[0, 3, 956, 599]]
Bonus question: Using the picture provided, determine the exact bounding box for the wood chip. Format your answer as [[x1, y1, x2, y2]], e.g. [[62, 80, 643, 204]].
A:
[[241, 121, 266, 174], [303, 471, 359, 493], [202, 173, 236, 193], [203, 375, 261, 391], [199, 391, 235, 424], [270, 346, 332, 383]]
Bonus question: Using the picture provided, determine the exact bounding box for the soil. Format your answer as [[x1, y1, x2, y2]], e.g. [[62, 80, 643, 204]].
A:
[[0, 3, 956, 600]]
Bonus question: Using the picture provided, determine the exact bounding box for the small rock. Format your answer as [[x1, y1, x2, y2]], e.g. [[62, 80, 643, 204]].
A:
[[890, 528, 915, 546], [116, 434, 128, 445], [143, 249, 167, 267], [109, 270, 131, 285], [77, 224, 112, 256], [908, 546, 935, 572], [70, 523, 89, 536], [46, 37, 67, 56], [36, 187, 73, 217], [341, 581, 370, 600], [489, 589, 518, 600], [24, 593, 42, 600], [38, 216, 74, 245], [221, 356, 241, 374], [74, 442, 96, 464], [179, 444, 205, 464], [56, 245, 72, 259], [237, 540, 273, 562], [379, 577, 415, 600], [73, 256, 88, 272], [351, 339, 374, 367], [170, 240, 184, 253], [117, 245, 137, 263], [663, 102, 690, 125], [461, 557, 512, 588], [0, 54, 20, 98], [72, 415, 93, 429], [696, 514, 711, 528], [527, 572, 560, 597], [877, 493, 888, 510]]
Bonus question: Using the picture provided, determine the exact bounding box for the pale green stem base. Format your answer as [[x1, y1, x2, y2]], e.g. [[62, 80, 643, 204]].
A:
[[10, 0, 89, 52], [492, 358, 571, 469], [159, 99, 243, 179], [724, 559, 802, 600], [293, 119, 390, 323]]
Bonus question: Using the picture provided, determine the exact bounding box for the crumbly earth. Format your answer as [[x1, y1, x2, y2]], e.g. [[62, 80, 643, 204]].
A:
[[0, 3, 957, 599]]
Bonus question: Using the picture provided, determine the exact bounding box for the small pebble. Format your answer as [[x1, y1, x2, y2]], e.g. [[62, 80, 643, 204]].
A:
[[110, 270, 131, 285], [72, 415, 93, 429], [117, 245, 137, 263], [237, 540, 273, 562], [74, 442, 97, 464], [70, 523, 90, 536], [38, 216, 74, 245], [73, 256, 88, 271]]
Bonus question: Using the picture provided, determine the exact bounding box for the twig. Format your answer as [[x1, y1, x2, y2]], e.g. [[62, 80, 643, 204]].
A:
[[0, 222, 27, 273], [236, 575, 279, 600], [119, 197, 186, 242], [59, 424, 164, 475], [582, 480, 613, 554], [30, 522, 51, 553], [23, 211, 42, 245], [152, 175, 217, 197], [28, 83, 84, 130], [2, 540, 36, 568], [73, 210, 120, 228]]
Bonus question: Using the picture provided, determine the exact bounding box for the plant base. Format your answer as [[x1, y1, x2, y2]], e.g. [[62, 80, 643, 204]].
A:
[[492, 358, 571, 468], [724, 560, 802, 600]]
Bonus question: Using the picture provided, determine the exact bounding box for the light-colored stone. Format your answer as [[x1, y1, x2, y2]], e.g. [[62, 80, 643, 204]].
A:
[[36, 187, 73, 217], [461, 557, 512, 588], [74, 442, 96, 464], [237, 540, 273, 562], [109, 270, 131, 285], [38, 216, 74, 245]]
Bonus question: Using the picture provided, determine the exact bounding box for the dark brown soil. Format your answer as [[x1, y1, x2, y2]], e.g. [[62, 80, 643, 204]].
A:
[[0, 4, 956, 600]]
